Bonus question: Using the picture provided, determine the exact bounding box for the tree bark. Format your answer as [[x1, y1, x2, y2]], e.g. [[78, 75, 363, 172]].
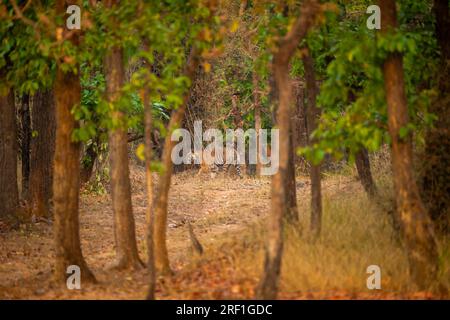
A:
[[154, 47, 200, 274], [0, 88, 19, 219], [380, 0, 439, 289], [285, 122, 299, 223], [53, 0, 95, 284], [421, 0, 450, 233], [104, 2, 143, 269], [143, 87, 156, 299], [355, 147, 378, 200], [253, 72, 262, 176], [140, 42, 157, 299], [293, 82, 308, 150], [256, 0, 319, 299], [302, 47, 322, 239], [293, 83, 309, 172], [80, 138, 99, 187], [20, 94, 31, 198], [30, 90, 55, 218]]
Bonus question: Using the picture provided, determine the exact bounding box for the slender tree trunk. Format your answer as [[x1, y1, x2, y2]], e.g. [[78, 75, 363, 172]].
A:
[[20, 94, 31, 198], [292, 82, 307, 151], [140, 43, 157, 299], [380, 0, 439, 289], [256, 0, 319, 299], [290, 90, 300, 151], [53, 0, 95, 284], [263, 64, 298, 222], [302, 47, 322, 239], [0, 88, 19, 219], [80, 138, 99, 187], [347, 90, 378, 201], [154, 47, 200, 274], [144, 91, 156, 298], [30, 90, 55, 218], [285, 123, 299, 223], [294, 84, 309, 171], [421, 0, 450, 233], [103, 6, 143, 268], [256, 56, 289, 302], [296, 87, 308, 149], [253, 72, 262, 176], [355, 147, 378, 200]]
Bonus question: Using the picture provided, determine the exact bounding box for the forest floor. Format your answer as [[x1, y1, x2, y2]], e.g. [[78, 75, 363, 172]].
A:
[[0, 164, 448, 300]]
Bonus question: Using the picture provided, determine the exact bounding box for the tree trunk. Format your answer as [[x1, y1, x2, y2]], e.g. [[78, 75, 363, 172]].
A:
[[298, 86, 308, 149], [253, 72, 262, 176], [355, 147, 378, 200], [30, 90, 55, 218], [380, 0, 439, 289], [140, 42, 157, 299], [104, 10, 143, 269], [294, 83, 309, 172], [421, 0, 450, 233], [285, 122, 299, 223], [53, 0, 95, 284], [154, 47, 200, 274], [293, 82, 308, 149], [20, 94, 31, 199], [256, 53, 289, 302], [256, 0, 319, 299], [302, 47, 322, 239], [143, 87, 156, 299], [0, 88, 19, 219], [80, 138, 99, 187]]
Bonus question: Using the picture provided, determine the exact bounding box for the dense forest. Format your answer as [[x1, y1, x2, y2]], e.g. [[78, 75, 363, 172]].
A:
[[0, 0, 449, 300]]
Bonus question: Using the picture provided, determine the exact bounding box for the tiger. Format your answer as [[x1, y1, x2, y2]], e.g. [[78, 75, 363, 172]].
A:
[[184, 147, 244, 179]]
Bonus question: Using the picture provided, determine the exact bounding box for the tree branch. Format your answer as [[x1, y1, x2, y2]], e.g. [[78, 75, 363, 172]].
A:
[[275, 0, 321, 65]]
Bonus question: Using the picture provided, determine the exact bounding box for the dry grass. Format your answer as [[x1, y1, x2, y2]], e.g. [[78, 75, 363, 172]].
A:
[[225, 151, 449, 298]]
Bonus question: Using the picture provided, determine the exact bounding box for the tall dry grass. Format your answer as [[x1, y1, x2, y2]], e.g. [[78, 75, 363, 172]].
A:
[[220, 149, 449, 296]]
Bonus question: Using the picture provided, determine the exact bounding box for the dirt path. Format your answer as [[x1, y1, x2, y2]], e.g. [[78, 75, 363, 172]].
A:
[[0, 166, 284, 299]]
